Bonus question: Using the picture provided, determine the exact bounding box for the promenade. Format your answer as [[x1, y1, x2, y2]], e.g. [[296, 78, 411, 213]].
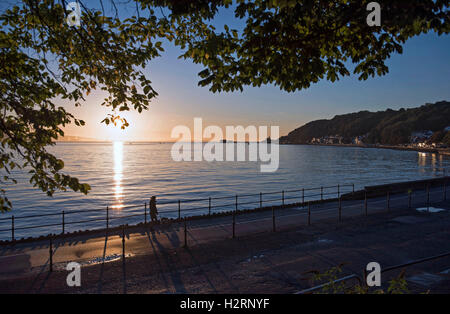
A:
[[0, 186, 449, 293]]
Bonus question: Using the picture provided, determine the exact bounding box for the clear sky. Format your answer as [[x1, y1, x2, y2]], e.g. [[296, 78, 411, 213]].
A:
[[62, 6, 450, 142]]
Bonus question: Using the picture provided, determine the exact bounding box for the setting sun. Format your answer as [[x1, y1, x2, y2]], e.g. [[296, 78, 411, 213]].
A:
[[105, 114, 133, 142]]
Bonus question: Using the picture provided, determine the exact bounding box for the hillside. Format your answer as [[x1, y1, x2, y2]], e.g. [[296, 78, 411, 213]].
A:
[[279, 101, 450, 145], [56, 135, 103, 142]]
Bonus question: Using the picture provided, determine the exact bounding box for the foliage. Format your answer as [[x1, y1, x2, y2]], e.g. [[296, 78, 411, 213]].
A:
[[386, 270, 410, 294], [174, 0, 449, 92], [1, 1, 449, 211], [0, 0, 166, 211], [310, 266, 410, 294], [280, 101, 450, 145], [309, 263, 348, 293]]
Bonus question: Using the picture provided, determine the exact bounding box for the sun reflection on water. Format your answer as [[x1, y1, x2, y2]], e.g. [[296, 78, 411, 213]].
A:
[[112, 141, 124, 209], [418, 152, 427, 168]]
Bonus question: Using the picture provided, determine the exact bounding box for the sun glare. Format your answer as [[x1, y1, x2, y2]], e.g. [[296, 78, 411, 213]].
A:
[[112, 141, 124, 209], [105, 114, 133, 142]]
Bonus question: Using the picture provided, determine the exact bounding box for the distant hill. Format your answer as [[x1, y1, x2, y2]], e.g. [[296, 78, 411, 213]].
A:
[[56, 135, 103, 142], [279, 101, 450, 145]]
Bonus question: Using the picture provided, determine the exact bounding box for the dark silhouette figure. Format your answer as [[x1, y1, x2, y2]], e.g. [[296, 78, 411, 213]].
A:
[[150, 196, 158, 223]]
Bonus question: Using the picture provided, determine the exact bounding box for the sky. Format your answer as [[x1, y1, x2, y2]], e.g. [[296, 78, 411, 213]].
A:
[[61, 4, 450, 142]]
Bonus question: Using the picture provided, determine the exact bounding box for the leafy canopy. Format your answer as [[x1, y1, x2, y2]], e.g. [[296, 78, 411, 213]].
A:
[[0, 0, 448, 211]]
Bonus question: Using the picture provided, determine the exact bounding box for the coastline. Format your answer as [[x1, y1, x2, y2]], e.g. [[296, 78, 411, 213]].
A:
[[280, 142, 450, 156]]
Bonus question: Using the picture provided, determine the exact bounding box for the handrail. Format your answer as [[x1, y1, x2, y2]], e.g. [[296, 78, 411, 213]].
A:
[[295, 250, 450, 294], [0, 184, 353, 222], [0, 183, 356, 240], [295, 274, 361, 294], [0, 176, 447, 242], [381, 251, 450, 274]]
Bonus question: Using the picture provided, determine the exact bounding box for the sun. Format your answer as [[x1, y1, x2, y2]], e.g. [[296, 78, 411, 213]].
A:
[[105, 115, 132, 142]]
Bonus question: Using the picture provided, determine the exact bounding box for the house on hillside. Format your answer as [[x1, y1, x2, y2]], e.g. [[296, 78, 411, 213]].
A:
[[410, 130, 433, 144], [352, 136, 365, 145]]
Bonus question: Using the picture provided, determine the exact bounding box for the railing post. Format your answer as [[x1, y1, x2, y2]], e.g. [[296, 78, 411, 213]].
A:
[[338, 184, 340, 199], [387, 191, 390, 211], [259, 192, 262, 209], [178, 200, 181, 220], [49, 236, 53, 272], [321, 186, 323, 201], [364, 190, 368, 216], [408, 189, 412, 209], [272, 206, 276, 232], [427, 183, 430, 212], [308, 202, 311, 226], [302, 188, 305, 207], [444, 180, 447, 201], [208, 197, 211, 216], [232, 211, 236, 239], [11, 215, 14, 242], [338, 196, 342, 222], [122, 226, 125, 261], [62, 211, 65, 234], [106, 206, 109, 229], [352, 184, 355, 195], [183, 218, 187, 248], [282, 190, 285, 208], [144, 202, 147, 224]]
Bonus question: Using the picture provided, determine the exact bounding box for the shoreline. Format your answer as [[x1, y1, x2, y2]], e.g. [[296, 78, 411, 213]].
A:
[[280, 142, 450, 155], [55, 141, 450, 156]]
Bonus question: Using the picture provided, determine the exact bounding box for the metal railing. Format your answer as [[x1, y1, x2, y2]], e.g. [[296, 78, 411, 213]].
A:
[[1, 175, 448, 243], [296, 250, 450, 294], [0, 183, 355, 242]]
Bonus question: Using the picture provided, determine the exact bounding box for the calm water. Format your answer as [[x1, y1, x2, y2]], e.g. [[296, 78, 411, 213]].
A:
[[1, 143, 449, 239]]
